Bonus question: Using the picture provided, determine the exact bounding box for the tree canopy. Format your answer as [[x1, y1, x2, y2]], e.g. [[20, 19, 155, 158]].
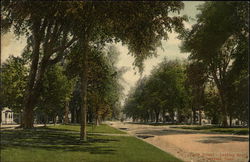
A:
[[180, 1, 249, 126], [1, 1, 187, 140]]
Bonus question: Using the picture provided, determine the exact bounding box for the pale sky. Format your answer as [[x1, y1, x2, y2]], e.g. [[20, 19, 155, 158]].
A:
[[1, 1, 204, 104]]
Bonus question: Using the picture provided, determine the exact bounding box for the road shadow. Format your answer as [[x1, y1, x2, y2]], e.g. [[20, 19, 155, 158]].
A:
[[135, 129, 200, 136], [0, 128, 118, 155], [128, 122, 186, 126], [197, 136, 249, 144], [137, 135, 155, 139]]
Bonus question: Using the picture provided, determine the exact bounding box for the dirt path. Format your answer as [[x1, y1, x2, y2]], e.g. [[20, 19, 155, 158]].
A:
[[107, 121, 249, 162]]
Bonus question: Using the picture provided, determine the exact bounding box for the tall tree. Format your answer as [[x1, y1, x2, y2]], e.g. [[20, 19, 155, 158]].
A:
[[1, 1, 78, 128], [67, 1, 187, 140], [37, 64, 74, 126], [2, 1, 186, 140], [180, 1, 249, 126], [124, 59, 188, 124], [186, 61, 207, 124]]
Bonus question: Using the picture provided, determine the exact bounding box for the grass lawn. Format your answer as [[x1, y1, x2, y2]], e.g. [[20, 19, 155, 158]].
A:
[[1, 124, 181, 162], [171, 125, 249, 135]]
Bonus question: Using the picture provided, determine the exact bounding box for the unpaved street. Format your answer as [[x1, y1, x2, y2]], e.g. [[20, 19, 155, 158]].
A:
[[107, 121, 249, 162]]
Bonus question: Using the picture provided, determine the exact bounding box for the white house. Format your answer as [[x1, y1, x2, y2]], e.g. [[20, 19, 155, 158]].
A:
[[1, 107, 14, 124]]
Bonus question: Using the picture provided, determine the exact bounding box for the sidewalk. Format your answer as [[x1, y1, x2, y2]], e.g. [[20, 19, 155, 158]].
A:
[[0, 124, 20, 129]]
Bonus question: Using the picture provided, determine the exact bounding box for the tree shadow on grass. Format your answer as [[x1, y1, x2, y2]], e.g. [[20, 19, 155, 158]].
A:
[[0, 128, 119, 155], [45, 127, 79, 132]]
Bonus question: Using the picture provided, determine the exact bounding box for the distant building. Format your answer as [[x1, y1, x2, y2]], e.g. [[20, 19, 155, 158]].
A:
[[1, 107, 15, 124], [195, 110, 212, 125]]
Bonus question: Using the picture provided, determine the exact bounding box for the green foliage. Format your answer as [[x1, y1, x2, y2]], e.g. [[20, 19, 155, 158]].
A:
[[36, 64, 74, 121], [66, 45, 124, 122], [2, 1, 187, 130], [123, 59, 188, 123], [2, 1, 187, 71], [185, 61, 207, 124], [180, 1, 249, 126], [0, 56, 28, 112], [203, 86, 221, 124]]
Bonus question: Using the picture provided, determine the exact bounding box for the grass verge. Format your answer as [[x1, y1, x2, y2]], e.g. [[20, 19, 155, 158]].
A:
[[1, 124, 181, 162]]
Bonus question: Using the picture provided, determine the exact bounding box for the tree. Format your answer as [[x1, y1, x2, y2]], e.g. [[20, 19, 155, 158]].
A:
[[180, 1, 249, 126], [67, 1, 187, 140], [37, 64, 74, 126], [2, 1, 186, 140], [67, 45, 124, 125], [204, 84, 221, 125], [124, 59, 188, 124], [0, 56, 28, 124], [158, 59, 188, 123], [2, 1, 78, 128], [123, 77, 149, 122], [185, 61, 207, 124]]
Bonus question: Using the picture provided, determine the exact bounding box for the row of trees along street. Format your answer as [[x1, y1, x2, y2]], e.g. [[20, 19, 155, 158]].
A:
[[1, 46, 123, 125], [1, 1, 187, 141], [123, 2, 249, 127]]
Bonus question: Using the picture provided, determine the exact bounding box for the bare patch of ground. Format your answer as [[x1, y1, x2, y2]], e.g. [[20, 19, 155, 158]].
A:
[[108, 121, 249, 162]]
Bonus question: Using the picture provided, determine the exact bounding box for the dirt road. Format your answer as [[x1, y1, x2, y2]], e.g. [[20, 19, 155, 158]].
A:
[[107, 121, 249, 162]]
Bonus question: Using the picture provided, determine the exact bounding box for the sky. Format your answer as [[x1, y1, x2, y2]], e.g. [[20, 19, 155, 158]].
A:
[[1, 1, 204, 104]]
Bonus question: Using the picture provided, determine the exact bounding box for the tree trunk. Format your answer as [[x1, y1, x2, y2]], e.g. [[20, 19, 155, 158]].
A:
[[229, 115, 232, 127], [150, 111, 153, 122], [170, 111, 175, 124], [53, 115, 56, 126], [95, 107, 100, 126], [155, 111, 159, 123], [44, 114, 48, 127], [199, 110, 202, 125], [23, 62, 47, 129], [22, 19, 43, 129], [211, 72, 228, 127], [70, 109, 74, 123], [71, 107, 76, 123], [74, 108, 77, 123], [220, 95, 228, 127], [192, 106, 196, 124], [23, 70, 38, 129], [162, 109, 166, 123], [64, 101, 69, 124], [23, 98, 35, 128], [76, 107, 80, 123], [177, 109, 181, 123], [80, 50, 88, 141], [95, 116, 100, 126], [0, 110, 2, 126], [72, 107, 77, 123], [19, 110, 23, 126], [0, 9, 1, 126]]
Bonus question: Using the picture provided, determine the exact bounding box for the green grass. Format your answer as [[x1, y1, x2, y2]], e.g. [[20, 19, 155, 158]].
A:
[[171, 125, 249, 135], [1, 124, 181, 162], [47, 124, 126, 134]]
